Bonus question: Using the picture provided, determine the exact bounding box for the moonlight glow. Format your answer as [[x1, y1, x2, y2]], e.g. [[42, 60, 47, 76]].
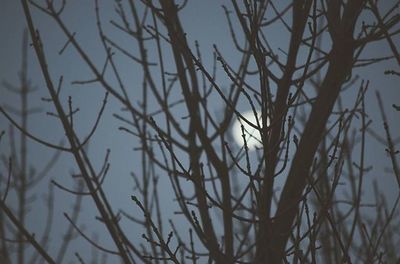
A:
[[232, 110, 268, 150]]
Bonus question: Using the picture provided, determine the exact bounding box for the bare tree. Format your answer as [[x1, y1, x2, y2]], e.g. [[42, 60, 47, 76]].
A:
[[1, 0, 400, 263]]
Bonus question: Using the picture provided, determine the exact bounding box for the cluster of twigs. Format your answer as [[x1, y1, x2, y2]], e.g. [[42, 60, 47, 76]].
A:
[[1, 0, 400, 263]]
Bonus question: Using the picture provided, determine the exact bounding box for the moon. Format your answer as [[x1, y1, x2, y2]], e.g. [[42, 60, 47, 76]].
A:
[[232, 110, 268, 150]]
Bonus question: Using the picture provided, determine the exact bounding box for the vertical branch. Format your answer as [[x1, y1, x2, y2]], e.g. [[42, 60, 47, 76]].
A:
[[159, 1, 231, 261], [16, 29, 29, 264], [271, 1, 366, 262]]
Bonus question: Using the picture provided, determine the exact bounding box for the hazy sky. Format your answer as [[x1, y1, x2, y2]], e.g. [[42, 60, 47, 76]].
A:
[[1, 1, 399, 263]]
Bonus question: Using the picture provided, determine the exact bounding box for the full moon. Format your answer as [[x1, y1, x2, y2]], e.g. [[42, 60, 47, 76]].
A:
[[232, 110, 268, 150]]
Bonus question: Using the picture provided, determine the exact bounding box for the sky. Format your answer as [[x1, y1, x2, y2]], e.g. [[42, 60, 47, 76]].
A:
[[0, 0, 399, 263]]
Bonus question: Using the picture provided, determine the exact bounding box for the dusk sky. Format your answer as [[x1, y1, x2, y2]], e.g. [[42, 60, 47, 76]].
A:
[[1, 1, 399, 263]]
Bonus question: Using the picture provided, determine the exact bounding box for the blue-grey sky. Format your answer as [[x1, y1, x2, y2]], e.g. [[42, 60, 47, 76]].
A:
[[1, 1, 399, 263]]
